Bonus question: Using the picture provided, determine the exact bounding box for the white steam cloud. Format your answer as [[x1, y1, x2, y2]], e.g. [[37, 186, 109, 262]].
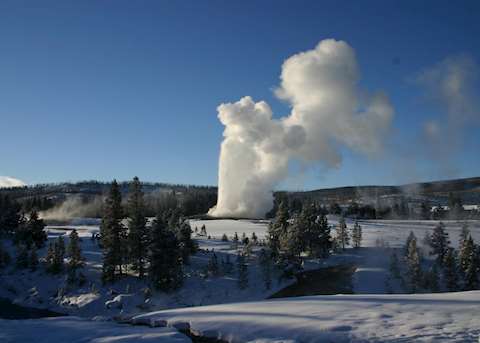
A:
[[416, 54, 480, 176], [209, 39, 394, 218], [0, 176, 26, 188]]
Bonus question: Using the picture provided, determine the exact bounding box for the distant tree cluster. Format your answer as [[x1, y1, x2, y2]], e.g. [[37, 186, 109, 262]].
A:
[[388, 222, 479, 293]]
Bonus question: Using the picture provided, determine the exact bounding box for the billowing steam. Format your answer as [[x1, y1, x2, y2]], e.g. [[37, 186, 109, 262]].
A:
[[209, 39, 394, 218], [39, 195, 104, 222], [0, 176, 26, 188]]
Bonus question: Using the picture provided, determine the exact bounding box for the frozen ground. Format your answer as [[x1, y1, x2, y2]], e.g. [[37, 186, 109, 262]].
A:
[[0, 316, 191, 343], [134, 291, 480, 343]]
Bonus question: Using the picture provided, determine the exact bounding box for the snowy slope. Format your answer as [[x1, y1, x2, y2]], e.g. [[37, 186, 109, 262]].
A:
[[0, 316, 190, 343], [133, 291, 480, 343]]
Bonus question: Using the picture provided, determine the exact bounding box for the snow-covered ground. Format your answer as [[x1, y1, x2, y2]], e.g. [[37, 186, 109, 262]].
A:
[[0, 316, 191, 343], [2, 217, 480, 342], [133, 291, 480, 342]]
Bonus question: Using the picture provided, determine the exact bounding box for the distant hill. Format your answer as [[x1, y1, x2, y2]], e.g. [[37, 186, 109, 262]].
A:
[[1, 176, 479, 207]]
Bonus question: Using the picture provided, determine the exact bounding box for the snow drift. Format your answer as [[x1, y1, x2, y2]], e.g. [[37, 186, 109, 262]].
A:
[[209, 39, 394, 218]]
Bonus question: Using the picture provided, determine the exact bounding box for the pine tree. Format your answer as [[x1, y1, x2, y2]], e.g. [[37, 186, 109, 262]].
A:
[[351, 221, 362, 248], [459, 223, 470, 250], [267, 201, 289, 261], [29, 245, 39, 271], [222, 254, 234, 275], [67, 229, 84, 284], [443, 247, 459, 291], [0, 242, 11, 268], [236, 252, 248, 290], [251, 232, 258, 245], [221, 233, 228, 242], [336, 216, 349, 250], [175, 218, 197, 264], [207, 252, 219, 276], [47, 236, 65, 274], [389, 252, 401, 279], [28, 210, 47, 248], [200, 224, 207, 236], [241, 232, 248, 245], [148, 215, 183, 291], [430, 222, 450, 265], [405, 231, 416, 256], [463, 245, 479, 291], [233, 232, 239, 247], [100, 180, 126, 283], [406, 236, 422, 293], [127, 176, 148, 278], [16, 244, 29, 269], [423, 264, 439, 292], [459, 235, 475, 274], [259, 248, 272, 290]]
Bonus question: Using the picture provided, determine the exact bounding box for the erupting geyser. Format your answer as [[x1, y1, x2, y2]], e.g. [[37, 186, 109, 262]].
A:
[[209, 39, 394, 218]]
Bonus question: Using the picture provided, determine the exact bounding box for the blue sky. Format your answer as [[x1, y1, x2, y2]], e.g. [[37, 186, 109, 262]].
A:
[[0, 0, 479, 189]]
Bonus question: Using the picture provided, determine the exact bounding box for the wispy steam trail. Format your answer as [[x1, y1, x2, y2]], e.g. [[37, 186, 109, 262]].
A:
[[209, 39, 394, 218]]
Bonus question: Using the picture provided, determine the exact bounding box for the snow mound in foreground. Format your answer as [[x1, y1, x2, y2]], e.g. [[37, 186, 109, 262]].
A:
[[0, 316, 191, 343], [134, 291, 480, 343]]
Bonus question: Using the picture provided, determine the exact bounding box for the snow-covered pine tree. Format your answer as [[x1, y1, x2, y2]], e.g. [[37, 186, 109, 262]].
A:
[[267, 201, 289, 261], [336, 216, 349, 250], [406, 236, 422, 293], [351, 221, 362, 248], [148, 215, 183, 291], [100, 180, 126, 283], [443, 247, 459, 291], [127, 176, 148, 278], [459, 223, 470, 250], [236, 252, 248, 290], [463, 238, 479, 290], [430, 222, 450, 266], [404, 231, 416, 256], [67, 229, 84, 284], [259, 248, 272, 290]]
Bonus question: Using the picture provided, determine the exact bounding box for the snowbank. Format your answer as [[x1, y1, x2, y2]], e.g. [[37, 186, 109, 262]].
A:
[[134, 291, 480, 342], [0, 316, 190, 343]]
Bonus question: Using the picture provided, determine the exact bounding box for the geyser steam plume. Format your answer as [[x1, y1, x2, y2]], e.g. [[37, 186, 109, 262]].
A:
[[209, 39, 394, 218]]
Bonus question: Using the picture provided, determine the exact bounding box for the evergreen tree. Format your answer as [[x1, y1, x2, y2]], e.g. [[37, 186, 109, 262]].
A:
[[459, 235, 475, 274], [222, 254, 234, 275], [29, 245, 39, 271], [404, 231, 416, 256], [175, 218, 197, 264], [47, 236, 65, 274], [462, 238, 479, 290], [207, 252, 219, 276], [430, 222, 450, 265], [0, 242, 11, 268], [406, 236, 422, 293], [259, 248, 272, 290], [423, 264, 439, 292], [267, 201, 289, 260], [241, 232, 248, 245], [0, 195, 21, 236], [16, 244, 29, 269], [251, 232, 258, 245], [351, 221, 362, 248], [100, 180, 126, 283], [67, 229, 84, 284], [28, 210, 47, 248], [315, 214, 332, 258], [336, 216, 349, 250], [148, 215, 183, 291], [443, 247, 459, 291], [459, 223, 470, 250], [389, 252, 401, 279], [221, 233, 228, 242], [236, 252, 248, 290], [200, 224, 207, 236], [233, 232, 239, 247], [127, 176, 148, 278]]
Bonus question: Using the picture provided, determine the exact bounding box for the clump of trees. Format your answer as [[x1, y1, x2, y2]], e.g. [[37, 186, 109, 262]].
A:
[[389, 223, 479, 293], [100, 177, 197, 292]]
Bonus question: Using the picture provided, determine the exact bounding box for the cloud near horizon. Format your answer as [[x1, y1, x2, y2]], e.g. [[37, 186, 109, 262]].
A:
[[0, 176, 26, 188]]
